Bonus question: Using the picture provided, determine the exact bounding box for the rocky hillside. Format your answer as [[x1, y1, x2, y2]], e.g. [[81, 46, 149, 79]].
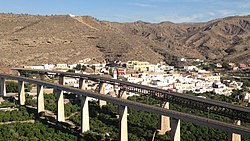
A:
[[0, 13, 250, 67]]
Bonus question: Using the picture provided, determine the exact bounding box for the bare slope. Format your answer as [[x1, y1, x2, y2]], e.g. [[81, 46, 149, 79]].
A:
[[0, 13, 250, 67]]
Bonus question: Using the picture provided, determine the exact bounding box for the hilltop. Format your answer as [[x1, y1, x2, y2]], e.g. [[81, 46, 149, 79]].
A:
[[0, 13, 250, 66]]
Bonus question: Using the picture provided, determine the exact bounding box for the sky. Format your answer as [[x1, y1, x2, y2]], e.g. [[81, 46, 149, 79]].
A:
[[0, 0, 250, 23]]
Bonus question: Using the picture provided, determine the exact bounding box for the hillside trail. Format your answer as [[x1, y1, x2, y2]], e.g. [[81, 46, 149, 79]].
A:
[[72, 17, 99, 31]]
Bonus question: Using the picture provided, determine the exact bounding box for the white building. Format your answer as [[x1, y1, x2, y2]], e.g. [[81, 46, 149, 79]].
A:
[[69, 14, 76, 17], [127, 77, 143, 83], [64, 77, 79, 86], [184, 66, 198, 71], [180, 58, 187, 62], [203, 75, 220, 82], [229, 81, 243, 90], [68, 64, 78, 69], [30, 66, 44, 70], [56, 64, 68, 69], [43, 64, 54, 70], [166, 66, 175, 70], [150, 80, 168, 87]]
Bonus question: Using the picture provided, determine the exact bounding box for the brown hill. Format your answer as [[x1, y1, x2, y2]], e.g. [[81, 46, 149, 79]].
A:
[[0, 13, 250, 67]]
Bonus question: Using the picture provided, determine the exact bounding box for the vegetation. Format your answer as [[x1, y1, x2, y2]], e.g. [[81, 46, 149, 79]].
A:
[[0, 122, 80, 141], [67, 69, 75, 73], [67, 95, 250, 141], [231, 69, 250, 77], [6, 81, 18, 93], [229, 68, 250, 87], [6, 81, 32, 93], [200, 63, 216, 71], [0, 106, 34, 122], [0, 101, 15, 108], [186, 90, 247, 106], [44, 94, 57, 112], [0, 88, 249, 140], [75, 64, 87, 71], [222, 62, 231, 70], [20, 71, 33, 78]]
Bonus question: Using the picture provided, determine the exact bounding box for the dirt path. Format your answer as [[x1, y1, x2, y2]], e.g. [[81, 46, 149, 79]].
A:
[[66, 112, 78, 120], [0, 120, 35, 125], [73, 17, 99, 31]]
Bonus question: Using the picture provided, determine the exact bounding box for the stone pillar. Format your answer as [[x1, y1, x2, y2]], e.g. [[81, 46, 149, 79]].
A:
[[158, 101, 171, 135], [228, 120, 241, 141], [119, 105, 128, 141], [56, 89, 65, 122], [118, 90, 128, 141], [98, 83, 107, 108], [118, 89, 127, 99], [37, 84, 45, 113], [18, 81, 25, 105], [171, 118, 180, 141], [79, 78, 90, 132], [81, 95, 89, 133], [39, 73, 45, 80], [59, 75, 64, 85], [79, 78, 86, 90], [17, 71, 21, 76], [0, 78, 6, 97]]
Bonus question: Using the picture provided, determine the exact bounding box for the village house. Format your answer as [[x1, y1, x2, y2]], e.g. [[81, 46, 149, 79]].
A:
[[68, 64, 78, 69], [64, 77, 79, 86], [56, 64, 68, 69], [165, 65, 175, 70], [23, 65, 44, 70], [133, 62, 157, 72], [216, 63, 222, 68], [43, 64, 54, 70], [180, 58, 187, 62], [184, 66, 198, 71], [239, 64, 248, 69]]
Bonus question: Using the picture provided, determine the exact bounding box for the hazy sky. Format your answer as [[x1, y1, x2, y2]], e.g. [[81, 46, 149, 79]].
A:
[[1, 0, 250, 23]]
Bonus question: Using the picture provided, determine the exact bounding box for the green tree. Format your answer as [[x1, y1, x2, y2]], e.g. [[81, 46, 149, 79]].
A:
[[81, 65, 87, 71], [75, 64, 82, 70], [67, 69, 75, 73], [6, 81, 18, 93], [222, 62, 231, 70]]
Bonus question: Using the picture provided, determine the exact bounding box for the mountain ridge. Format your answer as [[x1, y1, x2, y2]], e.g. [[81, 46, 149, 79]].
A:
[[0, 13, 250, 66]]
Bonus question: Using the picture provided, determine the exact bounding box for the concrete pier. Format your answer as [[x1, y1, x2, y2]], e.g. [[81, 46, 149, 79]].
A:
[[17, 71, 21, 76], [79, 78, 86, 90], [228, 120, 241, 141], [18, 81, 25, 105], [98, 83, 107, 107], [39, 73, 45, 80], [171, 118, 180, 141], [59, 75, 64, 85], [79, 78, 90, 132], [118, 90, 127, 99], [119, 105, 128, 141], [81, 95, 89, 133], [158, 101, 171, 135], [56, 89, 65, 122], [37, 84, 45, 113], [0, 78, 6, 97], [118, 90, 128, 141]]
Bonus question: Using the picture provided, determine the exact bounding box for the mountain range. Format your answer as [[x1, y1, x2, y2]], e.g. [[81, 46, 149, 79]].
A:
[[0, 13, 250, 67]]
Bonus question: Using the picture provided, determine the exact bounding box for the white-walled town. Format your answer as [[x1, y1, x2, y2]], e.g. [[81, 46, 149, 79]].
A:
[[21, 58, 250, 104]]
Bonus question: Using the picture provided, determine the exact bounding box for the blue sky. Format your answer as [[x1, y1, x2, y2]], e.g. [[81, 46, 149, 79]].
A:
[[1, 0, 250, 23]]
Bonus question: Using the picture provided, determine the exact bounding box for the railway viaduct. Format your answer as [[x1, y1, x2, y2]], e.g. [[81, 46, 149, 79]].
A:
[[0, 68, 250, 141]]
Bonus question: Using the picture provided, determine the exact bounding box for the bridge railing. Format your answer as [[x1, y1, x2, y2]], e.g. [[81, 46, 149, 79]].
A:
[[0, 73, 250, 140], [13, 68, 250, 122]]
